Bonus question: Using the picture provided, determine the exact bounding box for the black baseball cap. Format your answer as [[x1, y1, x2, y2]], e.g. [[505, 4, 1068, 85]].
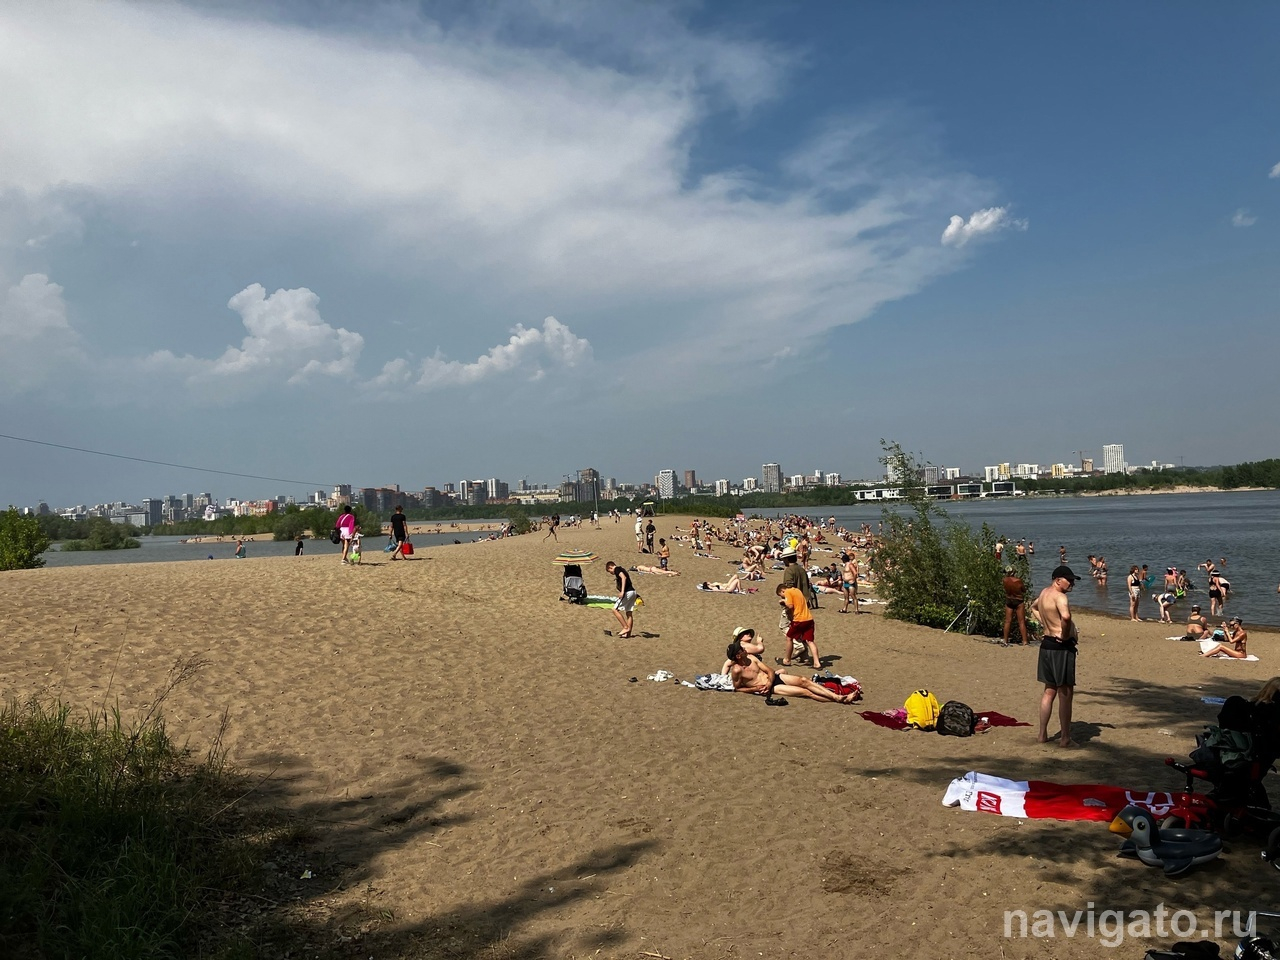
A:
[[1051, 565, 1081, 583]]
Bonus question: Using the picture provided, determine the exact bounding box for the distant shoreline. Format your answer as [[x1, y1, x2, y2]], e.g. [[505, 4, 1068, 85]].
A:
[[1076, 485, 1269, 497]]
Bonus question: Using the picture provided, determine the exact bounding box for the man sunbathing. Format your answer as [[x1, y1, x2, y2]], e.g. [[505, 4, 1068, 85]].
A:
[[1201, 617, 1248, 659], [725, 634, 857, 704]]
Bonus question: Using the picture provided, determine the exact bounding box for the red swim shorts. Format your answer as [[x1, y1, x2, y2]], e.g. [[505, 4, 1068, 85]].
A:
[[786, 619, 815, 644]]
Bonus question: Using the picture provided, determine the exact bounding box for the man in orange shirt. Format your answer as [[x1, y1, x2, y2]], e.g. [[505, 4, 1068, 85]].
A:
[[776, 582, 820, 670]]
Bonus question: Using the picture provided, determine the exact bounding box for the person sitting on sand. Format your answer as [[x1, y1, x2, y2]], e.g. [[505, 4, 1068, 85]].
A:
[[701, 576, 745, 593], [1201, 617, 1248, 659], [725, 634, 857, 704], [720, 626, 765, 675], [1183, 604, 1210, 641], [634, 564, 680, 576]]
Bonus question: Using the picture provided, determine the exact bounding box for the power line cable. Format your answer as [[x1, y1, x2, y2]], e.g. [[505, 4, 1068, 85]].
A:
[[0, 433, 332, 488]]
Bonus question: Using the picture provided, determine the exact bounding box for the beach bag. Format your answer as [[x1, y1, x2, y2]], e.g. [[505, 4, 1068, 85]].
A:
[[904, 690, 940, 731], [401, 541, 413, 556], [937, 700, 977, 737], [330, 526, 341, 544]]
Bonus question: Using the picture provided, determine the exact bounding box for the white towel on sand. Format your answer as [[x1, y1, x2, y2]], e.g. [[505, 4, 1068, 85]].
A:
[[1197, 639, 1259, 661]]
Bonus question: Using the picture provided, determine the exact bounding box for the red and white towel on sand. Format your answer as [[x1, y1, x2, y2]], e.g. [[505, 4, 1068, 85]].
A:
[[942, 771, 1177, 822]]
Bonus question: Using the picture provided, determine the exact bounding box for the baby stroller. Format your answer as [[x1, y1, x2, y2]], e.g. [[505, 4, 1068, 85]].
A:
[[561, 564, 587, 605], [1161, 695, 1280, 865]]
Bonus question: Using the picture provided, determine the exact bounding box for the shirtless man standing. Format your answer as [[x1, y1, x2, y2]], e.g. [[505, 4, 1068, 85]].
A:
[[1031, 565, 1081, 748], [1002, 565, 1030, 646], [725, 635, 857, 704]]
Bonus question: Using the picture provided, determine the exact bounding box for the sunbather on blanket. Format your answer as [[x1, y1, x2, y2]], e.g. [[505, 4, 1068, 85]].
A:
[[700, 575, 745, 593], [1201, 617, 1248, 658], [726, 635, 857, 704], [634, 564, 680, 576]]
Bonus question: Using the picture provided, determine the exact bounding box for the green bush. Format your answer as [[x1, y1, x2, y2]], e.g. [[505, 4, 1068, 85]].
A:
[[0, 507, 52, 570], [870, 442, 1030, 639]]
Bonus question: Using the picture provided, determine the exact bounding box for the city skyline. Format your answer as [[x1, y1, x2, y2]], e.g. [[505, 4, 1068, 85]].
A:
[[4, 4, 1280, 508], [9, 437, 1210, 517]]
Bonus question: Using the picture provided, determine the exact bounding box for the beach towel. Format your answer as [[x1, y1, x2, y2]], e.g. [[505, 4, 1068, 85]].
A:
[[585, 595, 617, 608], [860, 710, 1028, 731], [942, 771, 1177, 822], [1197, 639, 1259, 661], [696, 584, 756, 594]]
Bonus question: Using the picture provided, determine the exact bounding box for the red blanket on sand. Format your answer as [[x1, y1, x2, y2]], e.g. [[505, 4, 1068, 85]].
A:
[[858, 710, 1029, 730]]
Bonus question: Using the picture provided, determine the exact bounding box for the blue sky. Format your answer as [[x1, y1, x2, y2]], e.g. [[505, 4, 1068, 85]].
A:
[[2, 1, 1278, 507]]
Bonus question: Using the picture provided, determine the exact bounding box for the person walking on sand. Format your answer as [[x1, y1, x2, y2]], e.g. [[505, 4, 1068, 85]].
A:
[[604, 561, 637, 638], [389, 505, 410, 560], [295, 535, 304, 556], [543, 513, 560, 541], [1002, 565, 1030, 646], [1031, 565, 1081, 748], [336, 505, 358, 564]]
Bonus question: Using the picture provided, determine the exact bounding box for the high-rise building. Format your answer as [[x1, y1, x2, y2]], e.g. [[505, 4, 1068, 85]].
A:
[[657, 469, 676, 498], [743, 477, 758, 491], [761, 463, 782, 493], [487, 478, 510, 501], [1082, 458, 1094, 474], [1103, 444, 1126, 474], [577, 468, 599, 505], [714, 479, 730, 496], [683, 470, 697, 491]]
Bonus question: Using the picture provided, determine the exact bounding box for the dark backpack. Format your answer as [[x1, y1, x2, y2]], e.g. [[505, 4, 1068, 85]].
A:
[[330, 526, 341, 544], [937, 700, 976, 737]]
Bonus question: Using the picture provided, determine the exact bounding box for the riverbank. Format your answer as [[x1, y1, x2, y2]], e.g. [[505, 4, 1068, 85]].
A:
[[1, 515, 1271, 958], [1078, 485, 1269, 497]]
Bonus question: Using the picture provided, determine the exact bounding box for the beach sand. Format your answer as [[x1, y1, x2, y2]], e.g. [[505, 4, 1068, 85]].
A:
[[0, 517, 1270, 958]]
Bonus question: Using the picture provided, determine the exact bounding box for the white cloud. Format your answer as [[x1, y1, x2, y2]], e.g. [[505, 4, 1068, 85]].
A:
[[1232, 208, 1258, 228], [371, 317, 591, 392], [1270, 162, 1280, 179], [145, 284, 363, 386], [0, 2, 1010, 405], [941, 206, 1027, 247], [0, 273, 85, 393]]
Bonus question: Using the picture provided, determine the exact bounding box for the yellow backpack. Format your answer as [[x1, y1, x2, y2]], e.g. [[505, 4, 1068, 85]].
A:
[[905, 689, 941, 730]]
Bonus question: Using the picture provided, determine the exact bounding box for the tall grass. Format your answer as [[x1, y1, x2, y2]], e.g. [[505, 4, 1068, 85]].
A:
[[0, 659, 260, 959]]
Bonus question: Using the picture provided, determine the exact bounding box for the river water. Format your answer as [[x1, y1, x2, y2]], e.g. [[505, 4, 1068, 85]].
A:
[[764, 490, 1280, 627]]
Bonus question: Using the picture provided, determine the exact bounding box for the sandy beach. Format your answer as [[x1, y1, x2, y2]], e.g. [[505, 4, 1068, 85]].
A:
[[1, 516, 1271, 958]]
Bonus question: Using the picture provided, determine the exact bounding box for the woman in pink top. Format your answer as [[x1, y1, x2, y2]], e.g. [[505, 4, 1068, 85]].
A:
[[337, 506, 358, 564]]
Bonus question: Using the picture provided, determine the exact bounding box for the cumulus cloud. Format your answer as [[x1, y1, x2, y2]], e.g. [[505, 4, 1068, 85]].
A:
[[1232, 208, 1258, 228], [0, 2, 1012, 406], [941, 207, 1027, 247], [0, 273, 85, 393], [145, 284, 363, 386], [1270, 162, 1280, 179], [371, 317, 591, 392]]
